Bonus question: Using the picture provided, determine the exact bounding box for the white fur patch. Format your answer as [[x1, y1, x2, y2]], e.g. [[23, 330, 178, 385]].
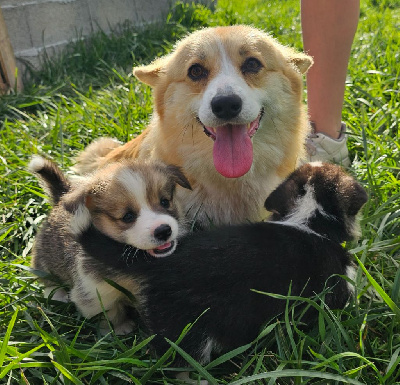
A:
[[348, 213, 362, 240], [199, 337, 215, 364], [70, 259, 125, 319], [117, 168, 149, 208], [123, 209, 180, 251], [281, 182, 336, 230], [277, 183, 333, 237], [198, 38, 262, 128], [283, 184, 318, 227], [28, 155, 46, 172], [273, 220, 320, 237], [309, 161, 323, 168], [69, 204, 91, 235], [345, 265, 357, 295]]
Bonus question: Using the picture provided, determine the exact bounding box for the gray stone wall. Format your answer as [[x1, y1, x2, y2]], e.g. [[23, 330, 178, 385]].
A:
[[0, 0, 192, 69]]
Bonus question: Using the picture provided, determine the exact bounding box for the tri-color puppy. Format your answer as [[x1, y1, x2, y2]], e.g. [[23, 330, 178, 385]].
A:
[[79, 162, 368, 364], [29, 156, 191, 334]]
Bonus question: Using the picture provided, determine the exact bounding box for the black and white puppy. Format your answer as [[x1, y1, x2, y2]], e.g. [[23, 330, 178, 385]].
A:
[[80, 162, 367, 363], [29, 156, 191, 334]]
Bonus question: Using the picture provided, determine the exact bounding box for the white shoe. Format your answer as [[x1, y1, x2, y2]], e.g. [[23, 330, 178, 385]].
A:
[[304, 122, 351, 167]]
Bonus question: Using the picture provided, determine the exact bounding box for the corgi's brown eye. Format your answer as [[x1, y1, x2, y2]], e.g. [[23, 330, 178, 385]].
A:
[[188, 64, 208, 81], [122, 211, 136, 223], [160, 198, 170, 208], [241, 57, 263, 74]]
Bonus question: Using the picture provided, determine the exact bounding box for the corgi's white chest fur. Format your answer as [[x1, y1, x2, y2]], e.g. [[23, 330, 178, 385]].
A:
[[177, 172, 281, 226]]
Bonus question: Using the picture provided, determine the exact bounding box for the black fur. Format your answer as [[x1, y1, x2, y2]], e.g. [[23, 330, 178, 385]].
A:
[[80, 219, 353, 365]]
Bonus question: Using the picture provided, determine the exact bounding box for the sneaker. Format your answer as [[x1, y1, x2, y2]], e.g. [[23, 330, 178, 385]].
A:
[[304, 122, 351, 167]]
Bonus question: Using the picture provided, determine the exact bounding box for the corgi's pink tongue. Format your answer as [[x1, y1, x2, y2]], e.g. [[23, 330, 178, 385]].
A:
[[212, 124, 253, 178]]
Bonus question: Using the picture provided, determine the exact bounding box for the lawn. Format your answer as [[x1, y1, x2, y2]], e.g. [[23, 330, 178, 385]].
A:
[[1, 0, 399, 383]]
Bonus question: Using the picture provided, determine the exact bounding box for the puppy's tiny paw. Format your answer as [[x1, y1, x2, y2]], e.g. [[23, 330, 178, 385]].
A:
[[113, 320, 135, 335], [99, 319, 135, 336], [44, 287, 70, 303], [176, 372, 209, 385], [99, 319, 111, 336]]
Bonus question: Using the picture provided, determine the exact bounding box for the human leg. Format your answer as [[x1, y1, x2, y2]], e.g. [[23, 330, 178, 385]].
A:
[[301, 0, 360, 164]]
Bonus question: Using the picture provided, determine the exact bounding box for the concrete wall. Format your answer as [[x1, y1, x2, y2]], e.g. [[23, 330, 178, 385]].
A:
[[0, 0, 198, 70]]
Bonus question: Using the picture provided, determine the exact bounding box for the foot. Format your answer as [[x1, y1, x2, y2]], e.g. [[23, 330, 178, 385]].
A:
[[303, 122, 351, 167], [99, 316, 135, 336], [44, 286, 70, 302], [176, 372, 209, 385], [113, 319, 135, 335]]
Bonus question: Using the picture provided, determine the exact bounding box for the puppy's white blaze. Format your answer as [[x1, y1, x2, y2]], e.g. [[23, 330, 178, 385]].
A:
[[123, 209, 180, 250], [28, 155, 46, 172], [198, 39, 261, 127], [69, 204, 91, 235], [283, 184, 318, 227], [345, 265, 357, 295], [116, 168, 149, 209]]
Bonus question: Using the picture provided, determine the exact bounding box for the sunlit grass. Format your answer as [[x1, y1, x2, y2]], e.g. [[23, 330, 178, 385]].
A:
[[1, 1, 399, 383]]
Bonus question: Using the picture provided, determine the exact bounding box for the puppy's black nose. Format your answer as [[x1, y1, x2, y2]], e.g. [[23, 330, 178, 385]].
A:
[[211, 94, 242, 120], [154, 224, 172, 241]]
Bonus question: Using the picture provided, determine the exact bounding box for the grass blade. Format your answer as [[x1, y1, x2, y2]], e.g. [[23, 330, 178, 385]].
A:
[[52, 361, 83, 385], [229, 369, 365, 385], [0, 309, 19, 369], [165, 339, 219, 385], [354, 255, 400, 318], [205, 343, 252, 370]]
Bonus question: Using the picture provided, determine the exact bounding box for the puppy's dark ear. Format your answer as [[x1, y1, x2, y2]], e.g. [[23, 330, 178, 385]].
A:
[[264, 179, 298, 217], [342, 179, 368, 216], [166, 165, 192, 190], [62, 184, 92, 235]]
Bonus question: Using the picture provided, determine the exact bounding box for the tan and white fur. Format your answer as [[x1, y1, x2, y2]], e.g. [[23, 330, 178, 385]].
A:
[[74, 25, 313, 228], [29, 156, 191, 334]]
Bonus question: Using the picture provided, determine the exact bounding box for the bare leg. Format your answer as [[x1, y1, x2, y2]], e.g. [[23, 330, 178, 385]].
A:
[[301, 0, 360, 138]]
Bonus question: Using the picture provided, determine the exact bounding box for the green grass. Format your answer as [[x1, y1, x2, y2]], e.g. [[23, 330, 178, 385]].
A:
[[1, 0, 399, 383]]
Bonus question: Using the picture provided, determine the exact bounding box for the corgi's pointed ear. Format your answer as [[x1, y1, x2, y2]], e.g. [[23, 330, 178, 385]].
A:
[[133, 56, 169, 87], [62, 185, 91, 235], [286, 50, 313, 74], [166, 165, 192, 190]]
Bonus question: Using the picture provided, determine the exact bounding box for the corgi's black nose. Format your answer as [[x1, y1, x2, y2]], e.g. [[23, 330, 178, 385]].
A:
[[154, 224, 172, 241], [211, 94, 242, 120]]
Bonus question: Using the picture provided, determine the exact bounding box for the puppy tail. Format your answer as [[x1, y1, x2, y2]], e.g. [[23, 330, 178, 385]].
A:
[[29, 156, 70, 205], [72, 137, 121, 175]]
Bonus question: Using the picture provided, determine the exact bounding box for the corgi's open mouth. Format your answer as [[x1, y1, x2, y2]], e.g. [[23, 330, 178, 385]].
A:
[[147, 240, 176, 258], [201, 108, 264, 179]]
